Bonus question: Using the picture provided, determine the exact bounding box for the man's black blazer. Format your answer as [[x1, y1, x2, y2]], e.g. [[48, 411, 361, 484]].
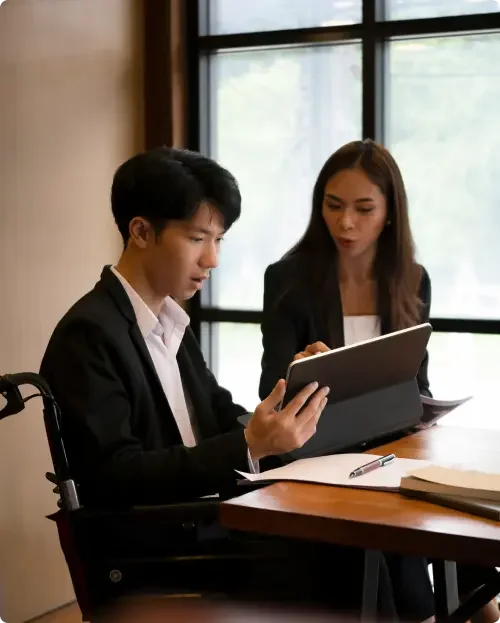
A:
[[40, 266, 249, 508], [259, 255, 432, 401]]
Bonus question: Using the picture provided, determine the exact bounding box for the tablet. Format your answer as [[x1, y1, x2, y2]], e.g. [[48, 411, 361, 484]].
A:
[[280, 322, 432, 412]]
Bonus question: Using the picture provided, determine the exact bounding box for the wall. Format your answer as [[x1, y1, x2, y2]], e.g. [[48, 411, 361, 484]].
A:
[[0, 0, 143, 620]]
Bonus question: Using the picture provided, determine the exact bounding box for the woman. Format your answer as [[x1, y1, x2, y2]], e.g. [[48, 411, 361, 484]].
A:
[[260, 138, 430, 401], [259, 139, 499, 622]]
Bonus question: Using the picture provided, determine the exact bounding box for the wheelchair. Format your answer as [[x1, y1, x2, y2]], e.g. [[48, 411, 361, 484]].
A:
[[0, 373, 281, 621]]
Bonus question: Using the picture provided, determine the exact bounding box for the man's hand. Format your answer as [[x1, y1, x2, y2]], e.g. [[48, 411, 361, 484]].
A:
[[293, 341, 330, 362], [245, 379, 329, 461]]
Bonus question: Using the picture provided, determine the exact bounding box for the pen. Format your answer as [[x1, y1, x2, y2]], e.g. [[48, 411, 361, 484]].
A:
[[349, 453, 396, 479]]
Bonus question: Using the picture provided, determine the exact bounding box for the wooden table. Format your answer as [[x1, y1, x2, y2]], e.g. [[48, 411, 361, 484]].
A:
[[220, 426, 500, 621]]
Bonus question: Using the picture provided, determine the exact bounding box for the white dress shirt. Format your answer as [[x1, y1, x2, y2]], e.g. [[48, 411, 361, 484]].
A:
[[110, 267, 257, 472], [111, 266, 198, 446]]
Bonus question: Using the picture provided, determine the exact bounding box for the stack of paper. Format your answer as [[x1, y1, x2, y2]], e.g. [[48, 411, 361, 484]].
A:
[[400, 465, 500, 502], [237, 453, 427, 492]]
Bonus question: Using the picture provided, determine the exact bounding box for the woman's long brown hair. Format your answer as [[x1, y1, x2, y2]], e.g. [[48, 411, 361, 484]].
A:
[[283, 139, 422, 335]]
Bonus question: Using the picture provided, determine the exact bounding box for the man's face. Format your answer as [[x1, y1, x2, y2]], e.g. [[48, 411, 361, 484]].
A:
[[141, 203, 224, 301]]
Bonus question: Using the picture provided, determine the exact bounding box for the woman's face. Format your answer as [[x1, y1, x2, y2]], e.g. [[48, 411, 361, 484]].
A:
[[321, 168, 388, 261]]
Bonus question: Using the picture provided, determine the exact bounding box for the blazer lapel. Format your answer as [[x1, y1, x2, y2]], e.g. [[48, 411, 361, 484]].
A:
[[330, 277, 345, 348], [128, 324, 186, 445], [380, 314, 391, 336], [177, 342, 219, 439], [316, 275, 345, 349], [377, 280, 392, 336], [129, 325, 169, 401]]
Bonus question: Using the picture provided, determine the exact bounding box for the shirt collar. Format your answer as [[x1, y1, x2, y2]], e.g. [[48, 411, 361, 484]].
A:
[[110, 266, 190, 339]]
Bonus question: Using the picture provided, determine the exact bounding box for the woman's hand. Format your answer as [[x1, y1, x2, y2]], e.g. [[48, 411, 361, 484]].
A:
[[293, 341, 330, 362]]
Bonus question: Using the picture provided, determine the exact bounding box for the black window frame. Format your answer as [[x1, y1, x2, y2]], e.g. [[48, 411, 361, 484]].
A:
[[184, 0, 500, 371]]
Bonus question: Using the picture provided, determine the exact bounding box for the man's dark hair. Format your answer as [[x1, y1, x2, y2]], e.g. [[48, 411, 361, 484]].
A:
[[111, 147, 241, 244]]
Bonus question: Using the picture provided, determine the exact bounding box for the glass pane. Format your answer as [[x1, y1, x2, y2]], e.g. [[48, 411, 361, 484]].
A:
[[428, 333, 500, 431], [387, 0, 500, 20], [209, 0, 361, 35], [210, 44, 362, 310], [387, 33, 500, 319], [201, 322, 262, 410]]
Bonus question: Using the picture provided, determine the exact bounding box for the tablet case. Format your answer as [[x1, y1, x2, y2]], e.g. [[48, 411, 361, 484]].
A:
[[283, 378, 422, 461], [239, 323, 432, 463]]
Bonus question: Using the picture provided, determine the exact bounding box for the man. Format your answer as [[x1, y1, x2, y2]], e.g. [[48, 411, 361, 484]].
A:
[[40, 148, 411, 617], [40, 147, 329, 508]]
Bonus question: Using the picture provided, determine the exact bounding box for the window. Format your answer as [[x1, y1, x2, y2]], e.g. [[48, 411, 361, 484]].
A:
[[209, 0, 362, 35], [388, 33, 500, 319], [428, 333, 500, 430], [210, 44, 362, 310], [387, 0, 500, 21], [193, 1, 500, 425], [201, 323, 262, 409]]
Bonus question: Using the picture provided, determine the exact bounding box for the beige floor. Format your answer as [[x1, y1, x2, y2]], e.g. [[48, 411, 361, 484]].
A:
[[30, 603, 81, 623]]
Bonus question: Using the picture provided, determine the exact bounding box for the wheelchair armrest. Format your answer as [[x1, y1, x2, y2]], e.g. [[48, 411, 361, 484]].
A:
[[62, 499, 222, 560], [66, 499, 221, 532], [46, 471, 220, 517], [129, 499, 220, 526]]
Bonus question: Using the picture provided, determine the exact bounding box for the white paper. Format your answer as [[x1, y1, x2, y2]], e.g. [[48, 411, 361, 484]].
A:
[[236, 453, 428, 492], [417, 394, 472, 429]]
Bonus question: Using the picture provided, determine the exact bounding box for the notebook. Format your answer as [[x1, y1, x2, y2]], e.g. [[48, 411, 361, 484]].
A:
[[400, 465, 500, 502], [236, 453, 427, 492]]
